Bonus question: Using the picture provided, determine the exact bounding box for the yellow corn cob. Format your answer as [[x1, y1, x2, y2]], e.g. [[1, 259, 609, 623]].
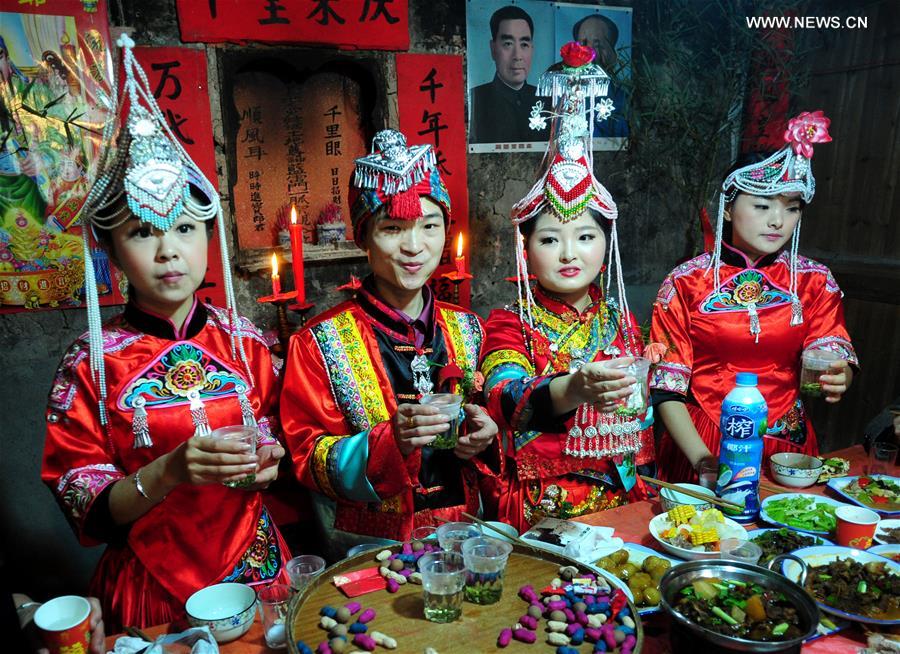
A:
[[691, 528, 719, 546], [667, 504, 697, 526], [700, 508, 725, 523]]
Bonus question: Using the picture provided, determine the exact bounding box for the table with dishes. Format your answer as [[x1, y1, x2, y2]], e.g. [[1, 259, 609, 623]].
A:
[[580, 443, 900, 653], [106, 443, 900, 653]]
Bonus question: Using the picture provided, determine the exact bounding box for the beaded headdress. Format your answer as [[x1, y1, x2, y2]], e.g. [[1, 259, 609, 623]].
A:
[[511, 42, 631, 342], [349, 129, 451, 246], [708, 110, 832, 341], [80, 34, 252, 444]]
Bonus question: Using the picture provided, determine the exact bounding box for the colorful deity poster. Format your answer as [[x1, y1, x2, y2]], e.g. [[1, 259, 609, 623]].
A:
[[0, 2, 116, 312]]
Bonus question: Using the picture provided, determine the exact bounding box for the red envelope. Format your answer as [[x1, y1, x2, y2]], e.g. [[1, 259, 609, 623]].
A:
[[333, 566, 388, 597]]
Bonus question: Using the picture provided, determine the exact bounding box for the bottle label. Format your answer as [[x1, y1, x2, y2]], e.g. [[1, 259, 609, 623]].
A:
[[717, 391, 767, 523]]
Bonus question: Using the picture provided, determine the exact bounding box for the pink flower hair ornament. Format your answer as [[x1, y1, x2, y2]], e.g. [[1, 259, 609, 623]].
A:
[[784, 110, 832, 159]]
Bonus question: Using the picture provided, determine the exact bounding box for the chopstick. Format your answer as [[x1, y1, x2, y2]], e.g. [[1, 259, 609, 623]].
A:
[[758, 481, 788, 495], [638, 475, 745, 511]]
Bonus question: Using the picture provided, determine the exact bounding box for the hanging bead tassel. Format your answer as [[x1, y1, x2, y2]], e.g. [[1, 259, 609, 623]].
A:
[[188, 390, 211, 437], [790, 294, 804, 326], [747, 302, 761, 343], [236, 384, 258, 428], [131, 396, 152, 448]]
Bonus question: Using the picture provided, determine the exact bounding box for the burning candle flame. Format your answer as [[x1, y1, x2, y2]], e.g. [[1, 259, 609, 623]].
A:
[[290, 205, 298, 225], [271, 253, 279, 276], [456, 232, 464, 258]]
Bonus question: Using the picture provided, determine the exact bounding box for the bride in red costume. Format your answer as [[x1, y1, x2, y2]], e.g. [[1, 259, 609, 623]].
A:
[[480, 43, 657, 533], [41, 36, 289, 630], [651, 111, 857, 483]]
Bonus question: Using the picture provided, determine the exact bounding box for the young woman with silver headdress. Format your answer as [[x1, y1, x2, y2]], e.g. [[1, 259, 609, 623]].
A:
[[651, 111, 857, 483], [41, 35, 291, 629], [480, 43, 657, 532]]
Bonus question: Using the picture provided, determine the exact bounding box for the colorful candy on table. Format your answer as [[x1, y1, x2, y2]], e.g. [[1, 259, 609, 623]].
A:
[[295, 601, 392, 653], [500, 566, 638, 654]]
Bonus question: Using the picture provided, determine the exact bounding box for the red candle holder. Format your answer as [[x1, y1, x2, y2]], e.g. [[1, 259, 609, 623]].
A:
[[257, 290, 299, 355], [441, 269, 473, 305]]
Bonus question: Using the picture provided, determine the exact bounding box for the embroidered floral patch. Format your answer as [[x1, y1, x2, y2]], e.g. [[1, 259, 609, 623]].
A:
[[701, 269, 792, 313], [221, 508, 282, 584], [118, 343, 246, 411]]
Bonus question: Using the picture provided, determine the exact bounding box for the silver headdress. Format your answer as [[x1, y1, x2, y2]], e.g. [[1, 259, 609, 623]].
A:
[[510, 43, 631, 345], [708, 110, 832, 341], [80, 34, 251, 445]]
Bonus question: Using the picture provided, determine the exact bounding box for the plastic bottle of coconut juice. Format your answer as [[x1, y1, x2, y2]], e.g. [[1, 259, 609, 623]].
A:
[[714, 372, 767, 522]]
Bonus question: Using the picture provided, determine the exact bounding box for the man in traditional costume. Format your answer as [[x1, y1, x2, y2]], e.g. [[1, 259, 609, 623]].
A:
[[281, 130, 499, 558]]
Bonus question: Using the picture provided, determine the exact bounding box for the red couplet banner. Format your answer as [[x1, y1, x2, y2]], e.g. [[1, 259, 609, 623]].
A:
[[133, 47, 226, 307], [175, 0, 409, 50], [396, 54, 471, 308]]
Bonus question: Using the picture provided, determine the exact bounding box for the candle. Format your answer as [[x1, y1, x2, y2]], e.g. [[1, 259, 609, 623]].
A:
[[454, 232, 466, 276], [270, 253, 281, 296], [289, 205, 305, 304]]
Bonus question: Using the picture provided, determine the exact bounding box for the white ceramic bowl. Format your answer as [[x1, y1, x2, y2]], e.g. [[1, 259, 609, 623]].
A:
[[659, 483, 716, 513], [482, 521, 519, 542], [649, 512, 748, 561], [769, 452, 823, 488], [185, 582, 257, 643]]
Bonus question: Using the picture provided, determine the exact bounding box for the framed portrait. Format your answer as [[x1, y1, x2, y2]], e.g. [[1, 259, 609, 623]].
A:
[[466, 0, 631, 153]]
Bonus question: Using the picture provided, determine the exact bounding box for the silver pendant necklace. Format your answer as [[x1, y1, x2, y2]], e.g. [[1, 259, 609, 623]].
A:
[[410, 353, 434, 396]]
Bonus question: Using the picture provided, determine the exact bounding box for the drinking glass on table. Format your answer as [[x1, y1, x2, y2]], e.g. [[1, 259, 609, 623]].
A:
[[419, 551, 466, 623], [257, 583, 292, 649], [697, 458, 719, 490], [869, 442, 899, 476], [286, 555, 325, 593]]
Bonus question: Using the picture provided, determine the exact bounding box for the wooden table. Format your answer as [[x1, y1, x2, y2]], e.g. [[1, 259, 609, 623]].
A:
[[107, 445, 876, 653], [577, 444, 873, 654]]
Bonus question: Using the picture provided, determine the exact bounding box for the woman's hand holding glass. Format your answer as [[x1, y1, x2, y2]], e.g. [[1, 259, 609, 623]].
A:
[[244, 443, 285, 490], [169, 435, 260, 486], [569, 360, 636, 412], [819, 359, 853, 404], [454, 404, 498, 460]]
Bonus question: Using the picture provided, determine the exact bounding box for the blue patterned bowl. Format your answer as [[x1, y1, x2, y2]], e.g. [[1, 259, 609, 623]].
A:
[[185, 582, 257, 643], [769, 452, 823, 488]]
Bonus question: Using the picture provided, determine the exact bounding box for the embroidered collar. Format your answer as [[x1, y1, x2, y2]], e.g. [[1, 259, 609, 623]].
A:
[[720, 240, 782, 269], [534, 283, 604, 323], [358, 275, 435, 345], [123, 297, 207, 341]]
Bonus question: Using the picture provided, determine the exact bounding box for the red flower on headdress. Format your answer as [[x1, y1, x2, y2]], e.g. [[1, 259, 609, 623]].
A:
[[784, 110, 831, 158], [560, 41, 596, 68]]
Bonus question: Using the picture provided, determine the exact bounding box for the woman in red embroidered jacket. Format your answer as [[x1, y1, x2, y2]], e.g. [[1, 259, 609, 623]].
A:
[[281, 130, 499, 559], [480, 43, 656, 533], [651, 111, 857, 483], [41, 41, 289, 630]]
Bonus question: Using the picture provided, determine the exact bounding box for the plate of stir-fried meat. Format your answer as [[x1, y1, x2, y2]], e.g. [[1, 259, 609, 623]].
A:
[[782, 546, 900, 625]]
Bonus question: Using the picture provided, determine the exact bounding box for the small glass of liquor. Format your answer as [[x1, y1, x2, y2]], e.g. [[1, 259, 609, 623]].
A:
[[210, 425, 258, 488], [419, 551, 466, 623], [800, 349, 842, 397], [461, 537, 513, 605]]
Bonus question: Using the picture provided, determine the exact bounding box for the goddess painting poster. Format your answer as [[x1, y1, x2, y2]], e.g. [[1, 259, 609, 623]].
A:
[[0, 2, 116, 312]]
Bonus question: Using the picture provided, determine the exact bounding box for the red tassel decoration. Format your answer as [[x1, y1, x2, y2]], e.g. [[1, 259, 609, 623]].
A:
[[387, 187, 423, 220]]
